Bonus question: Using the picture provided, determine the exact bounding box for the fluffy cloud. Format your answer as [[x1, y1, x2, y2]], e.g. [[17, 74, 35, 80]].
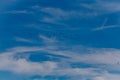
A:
[[0, 52, 57, 76], [0, 35, 120, 80]]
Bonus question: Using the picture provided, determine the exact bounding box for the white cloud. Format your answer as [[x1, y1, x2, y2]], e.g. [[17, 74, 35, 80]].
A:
[[40, 7, 68, 18], [68, 48, 120, 66], [31, 5, 97, 25], [1, 35, 120, 79], [39, 35, 57, 44], [0, 10, 33, 14], [80, 0, 120, 14], [92, 18, 120, 31], [53, 68, 100, 76], [0, 46, 120, 79], [7, 36, 120, 67], [15, 37, 34, 43], [92, 25, 120, 31], [38, 7, 72, 26], [0, 51, 57, 76], [6, 46, 45, 53], [92, 73, 120, 80], [0, 50, 100, 77], [6, 36, 120, 68], [93, 76, 105, 80]]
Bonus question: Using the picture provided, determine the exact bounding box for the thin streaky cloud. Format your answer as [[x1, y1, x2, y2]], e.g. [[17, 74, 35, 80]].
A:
[[102, 18, 108, 27], [92, 18, 108, 31], [15, 37, 34, 43], [92, 18, 120, 31], [0, 10, 33, 14], [39, 35, 57, 44], [92, 24, 120, 31], [80, 0, 120, 15], [32, 5, 98, 23]]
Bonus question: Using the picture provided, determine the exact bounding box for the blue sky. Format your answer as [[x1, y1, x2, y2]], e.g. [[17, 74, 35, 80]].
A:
[[1, 0, 120, 80]]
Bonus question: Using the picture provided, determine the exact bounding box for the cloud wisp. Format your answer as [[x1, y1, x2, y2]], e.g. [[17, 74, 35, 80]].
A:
[[92, 25, 120, 31], [15, 37, 34, 43], [92, 18, 120, 31], [0, 10, 33, 14], [31, 5, 98, 26], [80, 0, 120, 14]]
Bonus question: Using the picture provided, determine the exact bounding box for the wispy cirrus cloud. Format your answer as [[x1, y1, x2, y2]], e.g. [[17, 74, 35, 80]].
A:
[[92, 25, 120, 31], [0, 10, 33, 14], [15, 37, 34, 43], [39, 35, 57, 44], [92, 18, 120, 31], [39, 7, 76, 25], [80, 0, 120, 14], [31, 5, 97, 26]]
